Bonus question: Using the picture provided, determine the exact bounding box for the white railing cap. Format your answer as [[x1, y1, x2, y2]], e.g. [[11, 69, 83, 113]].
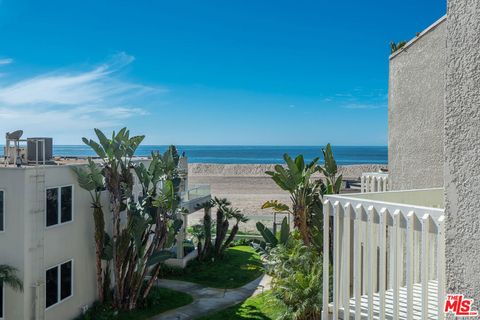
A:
[[362, 172, 389, 177], [325, 188, 444, 220]]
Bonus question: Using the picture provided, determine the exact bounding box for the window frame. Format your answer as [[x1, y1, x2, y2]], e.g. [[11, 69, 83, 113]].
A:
[[0, 280, 4, 319], [45, 185, 74, 228], [45, 259, 74, 310], [0, 189, 5, 233]]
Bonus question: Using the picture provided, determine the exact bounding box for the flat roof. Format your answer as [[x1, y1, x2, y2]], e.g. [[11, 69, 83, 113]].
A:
[[389, 15, 447, 60], [0, 156, 150, 168]]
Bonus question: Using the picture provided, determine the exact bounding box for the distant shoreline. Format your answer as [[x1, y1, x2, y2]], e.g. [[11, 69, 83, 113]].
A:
[[44, 145, 388, 165], [188, 163, 386, 179]]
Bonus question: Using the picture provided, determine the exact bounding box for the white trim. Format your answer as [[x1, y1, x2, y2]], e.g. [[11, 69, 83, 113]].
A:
[[45, 259, 74, 311], [389, 15, 447, 60], [0, 189, 5, 233], [0, 281, 4, 319], [45, 185, 74, 228]]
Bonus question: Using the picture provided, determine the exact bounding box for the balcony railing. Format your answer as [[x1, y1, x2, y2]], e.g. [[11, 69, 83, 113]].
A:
[[322, 188, 445, 320], [180, 184, 211, 202], [361, 172, 389, 193]]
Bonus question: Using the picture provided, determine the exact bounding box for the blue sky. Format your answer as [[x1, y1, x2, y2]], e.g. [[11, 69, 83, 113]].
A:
[[0, 0, 445, 145]]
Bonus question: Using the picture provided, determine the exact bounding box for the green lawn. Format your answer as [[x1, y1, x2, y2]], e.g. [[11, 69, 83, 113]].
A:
[[195, 291, 285, 320], [161, 245, 263, 289], [76, 287, 193, 320]]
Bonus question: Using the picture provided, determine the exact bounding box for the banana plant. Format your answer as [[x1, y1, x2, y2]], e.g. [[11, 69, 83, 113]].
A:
[[319, 143, 342, 194], [81, 128, 184, 311], [71, 158, 106, 302], [256, 217, 290, 250], [264, 145, 341, 255], [265, 154, 322, 246]]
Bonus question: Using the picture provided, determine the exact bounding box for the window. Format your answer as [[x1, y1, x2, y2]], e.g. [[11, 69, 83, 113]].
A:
[[45, 260, 73, 309], [46, 186, 73, 227], [0, 190, 4, 231]]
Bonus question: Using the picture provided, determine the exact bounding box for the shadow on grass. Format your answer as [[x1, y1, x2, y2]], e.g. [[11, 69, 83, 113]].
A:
[[161, 246, 263, 289], [195, 291, 284, 320], [234, 305, 273, 320]]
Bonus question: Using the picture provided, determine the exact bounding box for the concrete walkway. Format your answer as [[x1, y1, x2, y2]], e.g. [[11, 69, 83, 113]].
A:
[[150, 274, 271, 320]]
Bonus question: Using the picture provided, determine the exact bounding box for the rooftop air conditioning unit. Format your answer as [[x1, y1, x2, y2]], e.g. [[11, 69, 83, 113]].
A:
[[27, 137, 53, 163]]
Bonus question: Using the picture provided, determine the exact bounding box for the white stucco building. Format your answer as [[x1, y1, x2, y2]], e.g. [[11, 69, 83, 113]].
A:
[[0, 153, 210, 320], [323, 1, 480, 318]]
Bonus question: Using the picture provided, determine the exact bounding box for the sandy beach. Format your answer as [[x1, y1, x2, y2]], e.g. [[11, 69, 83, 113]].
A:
[[187, 163, 386, 232]]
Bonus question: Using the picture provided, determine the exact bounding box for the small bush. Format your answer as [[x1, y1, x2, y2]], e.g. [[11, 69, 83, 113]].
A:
[[229, 238, 252, 247], [75, 301, 116, 320], [268, 239, 323, 320], [75, 287, 193, 320]]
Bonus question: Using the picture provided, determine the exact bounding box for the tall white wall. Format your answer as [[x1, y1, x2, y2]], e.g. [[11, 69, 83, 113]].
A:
[[388, 17, 446, 190], [444, 0, 480, 302], [0, 165, 101, 320], [42, 165, 98, 320], [0, 169, 27, 319]]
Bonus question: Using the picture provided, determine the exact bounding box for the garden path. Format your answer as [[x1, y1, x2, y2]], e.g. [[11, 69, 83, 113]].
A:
[[150, 274, 271, 320]]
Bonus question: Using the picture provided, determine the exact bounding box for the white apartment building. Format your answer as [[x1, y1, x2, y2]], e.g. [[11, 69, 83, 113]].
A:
[[0, 142, 210, 320]]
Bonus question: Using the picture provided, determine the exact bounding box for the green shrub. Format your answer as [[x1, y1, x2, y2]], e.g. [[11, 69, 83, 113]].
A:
[[75, 301, 116, 320], [74, 287, 193, 320], [183, 240, 196, 256], [268, 239, 323, 320]]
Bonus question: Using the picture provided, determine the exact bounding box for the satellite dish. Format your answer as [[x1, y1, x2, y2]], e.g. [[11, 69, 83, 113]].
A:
[[6, 130, 23, 140]]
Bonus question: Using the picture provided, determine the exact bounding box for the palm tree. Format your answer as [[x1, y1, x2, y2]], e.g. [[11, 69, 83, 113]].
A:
[[0, 265, 23, 292], [221, 207, 248, 253], [193, 201, 215, 261], [212, 197, 231, 257]]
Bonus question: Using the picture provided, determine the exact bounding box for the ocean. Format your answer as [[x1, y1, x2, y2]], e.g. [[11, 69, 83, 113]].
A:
[[49, 145, 387, 165]]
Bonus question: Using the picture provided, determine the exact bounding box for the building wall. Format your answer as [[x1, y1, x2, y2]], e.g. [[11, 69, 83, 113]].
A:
[[388, 17, 447, 190], [0, 168, 28, 320], [444, 0, 480, 303], [41, 165, 99, 320], [0, 165, 103, 320]]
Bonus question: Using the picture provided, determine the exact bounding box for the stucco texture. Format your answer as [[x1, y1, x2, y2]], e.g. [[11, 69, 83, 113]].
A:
[[445, 0, 480, 302], [388, 19, 446, 190]]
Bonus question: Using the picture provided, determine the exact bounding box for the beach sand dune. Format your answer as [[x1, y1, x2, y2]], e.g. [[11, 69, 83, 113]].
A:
[[186, 163, 386, 233]]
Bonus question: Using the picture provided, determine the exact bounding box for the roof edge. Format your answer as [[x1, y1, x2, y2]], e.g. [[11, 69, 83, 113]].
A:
[[389, 14, 447, 60]]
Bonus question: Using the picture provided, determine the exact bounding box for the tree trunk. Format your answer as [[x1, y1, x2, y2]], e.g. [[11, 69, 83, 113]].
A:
[[93, 205, 105, 302], [221, 223, 238, 253], [202, 211, 212, 259], [111, 198, 122, 308], [197, 240, 204, 260], [214, 209, 224, 254], [293, 206, 310, 246], [142, 264, 161, 300], [215, 219, 229, 257]]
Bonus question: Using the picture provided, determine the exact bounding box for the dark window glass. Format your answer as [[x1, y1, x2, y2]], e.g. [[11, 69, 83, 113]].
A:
[[46, 266, 58, 308], [60, 186, 72, 223], [0, 190, 4, 231], [0, 281, 3, 317], [46, 188, 58, 227], [60, 261, 72, 299]]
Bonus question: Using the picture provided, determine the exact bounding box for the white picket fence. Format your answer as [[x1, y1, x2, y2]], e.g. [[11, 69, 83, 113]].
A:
[[361, 172, 389, 193], [322, 189, 445, 320]]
